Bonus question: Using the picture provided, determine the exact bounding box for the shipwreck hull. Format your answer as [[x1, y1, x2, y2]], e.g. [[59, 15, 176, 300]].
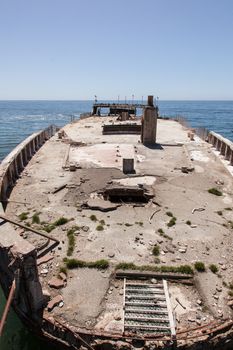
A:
[[0, 111, 233, 349]]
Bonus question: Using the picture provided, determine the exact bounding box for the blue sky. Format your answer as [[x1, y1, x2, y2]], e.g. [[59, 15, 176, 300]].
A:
[[0, 0, 233, 100]]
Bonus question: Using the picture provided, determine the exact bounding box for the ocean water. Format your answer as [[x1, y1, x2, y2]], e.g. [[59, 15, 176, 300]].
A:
[[0, 100, 233, 162], [0, 100, 233, 349]]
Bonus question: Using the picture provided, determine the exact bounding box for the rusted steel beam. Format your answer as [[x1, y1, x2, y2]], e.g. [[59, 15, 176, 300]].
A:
[[116, 269, 193, 280], [0, 280, 16, 336], [176, 320, 219, 335], [0, 213, 59, 243], [43, 314, 233, 344]]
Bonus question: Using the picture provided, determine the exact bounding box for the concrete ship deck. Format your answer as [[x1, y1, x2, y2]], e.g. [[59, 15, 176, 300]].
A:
[[0, 100, 233, 349]]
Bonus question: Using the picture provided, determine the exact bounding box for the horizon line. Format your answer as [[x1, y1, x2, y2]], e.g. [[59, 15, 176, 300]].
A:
[[0, 99, 233, 102]]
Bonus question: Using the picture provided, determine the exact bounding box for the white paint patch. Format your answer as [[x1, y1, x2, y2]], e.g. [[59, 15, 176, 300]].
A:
[[69, 144, 134, 169], [114, 176, 156, 186], [136, 155, 146, 162], [223, 194, 233, 205], [190, 150, 209, 162], [194, 165, 204, 173]]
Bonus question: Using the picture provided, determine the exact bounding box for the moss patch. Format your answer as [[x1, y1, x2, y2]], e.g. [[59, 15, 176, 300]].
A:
[[152, 244, 160, 256], [116, 262, 194, 275], [194, 261, 206, 272], [18, 212, 29, 221], [32, 212, 40, 224], [209, 264, 218, 274], [208, 188, 222, 196], [54, 217, 69, 226], [65, 258, 109, 270]]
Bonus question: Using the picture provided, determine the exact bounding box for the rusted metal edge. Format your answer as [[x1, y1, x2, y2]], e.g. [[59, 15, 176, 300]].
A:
[[43, 314, 233, 344], [115, 269, 194, 280], [0, 279, 16, 336], [0, 213, 59, 243]]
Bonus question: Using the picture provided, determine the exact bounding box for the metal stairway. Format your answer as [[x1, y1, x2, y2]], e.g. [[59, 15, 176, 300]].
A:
[[123, 279, 176, 338]]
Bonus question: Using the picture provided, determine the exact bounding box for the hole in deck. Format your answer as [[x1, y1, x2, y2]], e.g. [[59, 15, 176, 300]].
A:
[[102, 185, 153, 203]]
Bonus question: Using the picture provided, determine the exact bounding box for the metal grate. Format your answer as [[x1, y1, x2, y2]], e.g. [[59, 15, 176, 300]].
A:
[[123, 279, 176, 338]]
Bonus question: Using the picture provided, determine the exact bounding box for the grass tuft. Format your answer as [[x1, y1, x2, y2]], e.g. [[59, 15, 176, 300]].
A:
[[54, 217, 69, 226], [43, 224, 55, 233], [59, 266, 68, 275], [166, 211, 173, 217], [186, 220, 191, 225], [67, 236, 75, 255], [66, 226, 80, 256], [167, 217, 176, 227], [18, 212, 28, 221], [135, 221, 143, 226], [90, 215, 97, 221], [209, 264, 218, 274], [194, 261, 206, 272], [152, 244, 160, 256], [159, 232, 172, 240], [208, 188, 222, 196], [96, 224, 104, 231], [65, 258, 109, 270], [116, 262, 194, 275], [32, 212, 40, 224], [116, 262, 137, 270]]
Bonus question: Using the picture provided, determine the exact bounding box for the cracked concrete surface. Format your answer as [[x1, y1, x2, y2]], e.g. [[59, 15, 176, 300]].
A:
[[5, 116, 233, 332]]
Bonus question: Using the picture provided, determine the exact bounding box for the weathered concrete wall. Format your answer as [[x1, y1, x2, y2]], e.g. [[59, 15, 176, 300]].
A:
[[208, 131, 233, 166], [0, 203, 44, 325], [0, 125, 56, 203], [0, 125, 56, 327]]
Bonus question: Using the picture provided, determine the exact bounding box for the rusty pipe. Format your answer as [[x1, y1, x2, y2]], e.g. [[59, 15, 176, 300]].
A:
[[0, 213, 59, 243], [0, 280, 16, 336]]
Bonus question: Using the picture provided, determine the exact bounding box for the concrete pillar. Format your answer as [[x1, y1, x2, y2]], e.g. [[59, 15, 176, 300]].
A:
[[1, 177, 8, 202], [13, 159, 19, 179], [22, 148, 27, 166], [32, 139, 36, 154], [220, 142, 226, 156], [45, 130, 49, 140], [38, 134, 42, 146], [148, 95, 154, 106], [208, 133, 213, 144], [216, 138, 221, 151], [8, 165, 14, 186], [225, 146, 231, 161], [34, 137, 38, 150], [122, 112, 128, 121], [16, 153, 24, 172], [230, 149, 233, 166], [213, 136, 217, 148], [26, 143, 32, 159], [141, 95, 158, 145]]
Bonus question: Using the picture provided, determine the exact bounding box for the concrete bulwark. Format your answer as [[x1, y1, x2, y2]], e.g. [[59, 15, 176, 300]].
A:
[[0, 113, 233, 349]]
